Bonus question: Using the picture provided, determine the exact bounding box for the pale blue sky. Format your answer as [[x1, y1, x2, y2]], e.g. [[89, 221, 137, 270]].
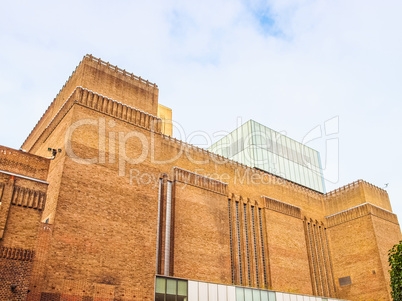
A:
[[0, 0, 401, 218]]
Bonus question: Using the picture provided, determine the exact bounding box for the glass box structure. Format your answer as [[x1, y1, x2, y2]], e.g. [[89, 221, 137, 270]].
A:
[[208, 120, 325, 193], [155, 276, 342, 301]]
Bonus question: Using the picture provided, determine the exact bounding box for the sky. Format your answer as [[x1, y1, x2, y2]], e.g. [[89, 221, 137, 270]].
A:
[[0, 0, 401, 219]]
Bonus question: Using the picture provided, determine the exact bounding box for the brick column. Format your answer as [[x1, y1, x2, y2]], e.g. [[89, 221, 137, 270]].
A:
[[27, 223, 53, 301], [0, 175, 15, 239]]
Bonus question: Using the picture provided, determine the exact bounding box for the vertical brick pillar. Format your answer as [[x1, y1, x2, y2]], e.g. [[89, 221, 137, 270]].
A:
[[0, 176, 15, 239], [27, 223, 53, 301]]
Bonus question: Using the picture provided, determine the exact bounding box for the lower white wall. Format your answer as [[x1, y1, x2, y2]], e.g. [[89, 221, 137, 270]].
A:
[[189, 281, 235, 301]]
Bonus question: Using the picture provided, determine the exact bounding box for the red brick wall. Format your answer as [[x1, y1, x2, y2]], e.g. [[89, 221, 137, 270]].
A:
[[0, 153, 49, 301], [0, 247, 34, 301], [0, 146, 49, 181], [173, 182, 231, 284], [265, 209, 312, 295], [27, 223, 53, 301], [327, 215, 390, 300], [371, 215, 402, 298], [34, 141, 159, 300]]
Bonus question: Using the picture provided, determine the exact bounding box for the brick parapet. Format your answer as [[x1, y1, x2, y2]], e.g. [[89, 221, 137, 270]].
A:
[[84, 54, 158, 88], [326, 203, 398, 228], [28, 86, 162, 152], [370, 204, 398, 224], [0, 146, 50, 181], [0, 246, 35, 262], [174, 167, 228, 195], [262, 196, 302, 219], [324, 179, 387, 198], [323, 179, 392, 217], [11, 186, 46, 211], [76, 87, 161, 133]]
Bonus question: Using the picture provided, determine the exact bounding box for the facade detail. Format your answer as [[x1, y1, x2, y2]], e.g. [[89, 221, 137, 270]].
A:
[[0, 54, 400, 301]]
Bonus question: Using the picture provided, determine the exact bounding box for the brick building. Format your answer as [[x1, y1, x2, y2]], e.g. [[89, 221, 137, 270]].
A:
[[0, 54, 400, 301]]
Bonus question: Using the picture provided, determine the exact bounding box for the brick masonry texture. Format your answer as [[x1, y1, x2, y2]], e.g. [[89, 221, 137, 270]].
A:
[[0, 54, 400, 301], [0, 256, 33, 301]]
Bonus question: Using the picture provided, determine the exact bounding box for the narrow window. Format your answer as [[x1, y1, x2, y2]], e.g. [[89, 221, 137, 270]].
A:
[[244, 203, 251, 286], [325, 227, 336, 294], [251, 206, 259, 287], [229, 199, 234, 284], [319, 225, 330, 296], [307, 222, 319, 295], [313, 224, 325, 296], [258, 208, 267, 288], [236, 202, 243, 284]]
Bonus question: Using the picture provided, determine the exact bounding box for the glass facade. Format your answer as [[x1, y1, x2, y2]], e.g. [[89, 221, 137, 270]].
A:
[[157, 277, 339, 301], [235, 287, 276, 301], [155, 277, 188, 301], [208, 120, 325, 193]]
